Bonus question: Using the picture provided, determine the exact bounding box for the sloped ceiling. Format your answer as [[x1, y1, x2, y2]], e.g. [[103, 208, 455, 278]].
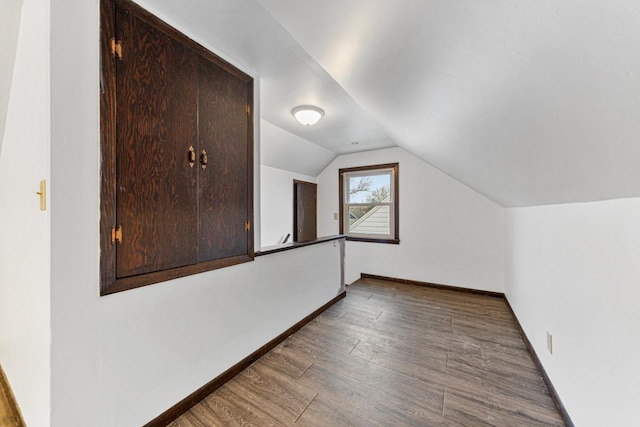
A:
[[139, 0, 640, 207], [260, 119, 335, 176], [136, 0, 393, 156]]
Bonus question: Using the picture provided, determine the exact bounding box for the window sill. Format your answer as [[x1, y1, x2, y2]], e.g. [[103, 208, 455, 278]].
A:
[[346, 236, 400, 245]]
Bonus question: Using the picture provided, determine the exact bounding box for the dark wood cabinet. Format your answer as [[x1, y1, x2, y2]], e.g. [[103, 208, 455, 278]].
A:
[[197, 57, 251, 262], [100, 0, 254, 295], [115, 6, 199, 278]]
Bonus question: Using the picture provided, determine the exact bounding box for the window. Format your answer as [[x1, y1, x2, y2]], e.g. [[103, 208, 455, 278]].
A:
[[339, 163, 399, 244]]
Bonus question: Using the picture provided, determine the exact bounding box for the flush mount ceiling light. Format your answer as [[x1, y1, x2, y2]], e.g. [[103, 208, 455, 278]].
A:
[[292, 105, 324, 126]]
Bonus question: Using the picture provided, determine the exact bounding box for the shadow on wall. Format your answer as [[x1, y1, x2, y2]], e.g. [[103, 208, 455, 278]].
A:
[[0, 0, 24, 157]]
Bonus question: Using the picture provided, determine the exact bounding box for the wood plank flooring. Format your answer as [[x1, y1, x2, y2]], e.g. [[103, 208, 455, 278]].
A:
[[0, 366, 24, 427], [169, 277, 564, 426]]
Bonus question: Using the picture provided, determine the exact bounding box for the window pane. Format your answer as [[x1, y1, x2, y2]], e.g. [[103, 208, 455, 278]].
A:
[[339, 163, 398, 243], [347, 173, 391, 203], [348, 204, 390, 235]]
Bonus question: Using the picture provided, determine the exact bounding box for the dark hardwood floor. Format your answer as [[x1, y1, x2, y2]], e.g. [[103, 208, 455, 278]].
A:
[[169, 277, 564, 426]]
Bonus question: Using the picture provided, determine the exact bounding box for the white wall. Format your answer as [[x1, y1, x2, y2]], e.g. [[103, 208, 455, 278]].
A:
[[0, 0, 51, 425], [0, 0, 23, 155], [50, 239, 342, 427], [317, 147, 505, 291], [48, 1, 342, 426], [260, 165, 315, 247], [506, 198, 640, 427]]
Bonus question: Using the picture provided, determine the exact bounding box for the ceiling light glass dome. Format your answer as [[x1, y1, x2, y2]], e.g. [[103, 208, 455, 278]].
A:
[[292, 105, 324, 126]]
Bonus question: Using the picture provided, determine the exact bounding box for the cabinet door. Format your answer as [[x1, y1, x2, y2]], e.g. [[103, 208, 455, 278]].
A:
[[197, 56, 251, 262], [115, 7, 198, 277]]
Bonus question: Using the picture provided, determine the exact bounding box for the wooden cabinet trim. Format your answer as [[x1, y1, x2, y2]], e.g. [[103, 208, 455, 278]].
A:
[[103, 255, 253, 295]]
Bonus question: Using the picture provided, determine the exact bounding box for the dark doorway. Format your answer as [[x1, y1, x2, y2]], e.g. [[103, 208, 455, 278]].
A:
[[293, 180, 317, 242]]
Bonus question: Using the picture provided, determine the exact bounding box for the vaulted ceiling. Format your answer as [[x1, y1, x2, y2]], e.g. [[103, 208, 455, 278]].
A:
[[140, 0, 640, 206]]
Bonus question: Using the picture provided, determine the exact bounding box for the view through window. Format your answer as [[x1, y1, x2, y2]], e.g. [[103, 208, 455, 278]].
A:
[[339, 163, 399, 243]]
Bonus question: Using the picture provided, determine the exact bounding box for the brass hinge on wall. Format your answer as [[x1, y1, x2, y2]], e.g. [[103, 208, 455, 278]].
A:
[[111, 38, 123, 59], [244, 221, 251, 232], [111, 225, 123, 244], [245, 104, 251, 116]]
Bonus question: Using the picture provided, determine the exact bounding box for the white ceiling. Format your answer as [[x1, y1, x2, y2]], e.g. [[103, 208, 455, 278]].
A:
[[139, 0, 640, 207], [260, 119, 335, 176], [137, 0, 393, 155]]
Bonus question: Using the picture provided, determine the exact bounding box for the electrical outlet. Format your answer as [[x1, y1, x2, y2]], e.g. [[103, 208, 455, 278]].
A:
[[333, 212, 338, 220], [547, 332, 553, 355]]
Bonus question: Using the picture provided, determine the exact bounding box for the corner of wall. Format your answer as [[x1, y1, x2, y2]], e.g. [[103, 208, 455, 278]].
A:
[[504, 198, 640, 426], [0, 0, 52, 426], [316, 147, 507, 292]]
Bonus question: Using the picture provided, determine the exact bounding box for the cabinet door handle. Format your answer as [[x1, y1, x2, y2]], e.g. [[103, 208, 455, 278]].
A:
[[188, 146, 196, 168], [200, 149, 208, 169]]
